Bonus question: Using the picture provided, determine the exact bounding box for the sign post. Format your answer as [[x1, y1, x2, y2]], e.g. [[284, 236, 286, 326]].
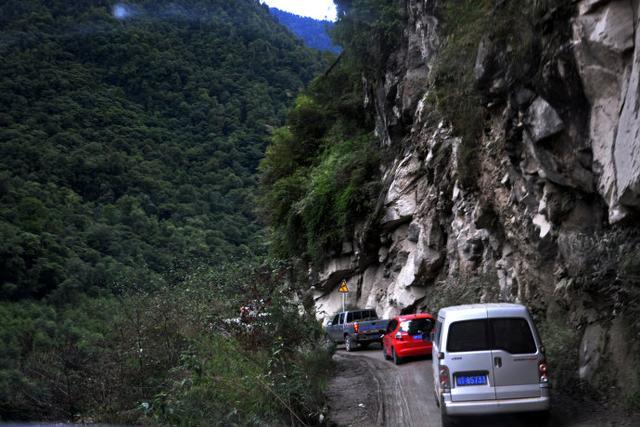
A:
[[338, 279, 349, 312]]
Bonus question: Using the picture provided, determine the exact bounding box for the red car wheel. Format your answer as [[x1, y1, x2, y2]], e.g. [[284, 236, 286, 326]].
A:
[[392, 347, 402, 365], [383, 343, 391, 360]]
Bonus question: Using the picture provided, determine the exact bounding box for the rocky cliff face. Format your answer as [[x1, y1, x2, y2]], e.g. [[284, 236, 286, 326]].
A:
[[313, 0, 640, 399]]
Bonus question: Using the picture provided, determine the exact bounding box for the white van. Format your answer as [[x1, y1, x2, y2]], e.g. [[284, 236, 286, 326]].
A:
[[432, 304, 550, 426]]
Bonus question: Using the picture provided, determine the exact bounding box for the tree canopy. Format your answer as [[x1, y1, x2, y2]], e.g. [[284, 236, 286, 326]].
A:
[[0, 0, 327, 300]]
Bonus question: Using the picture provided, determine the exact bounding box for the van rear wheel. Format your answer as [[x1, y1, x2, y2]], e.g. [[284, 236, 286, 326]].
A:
[[383, 344, 391, 360], [440, 405, 455, 427], [527, 410, 550, 427]]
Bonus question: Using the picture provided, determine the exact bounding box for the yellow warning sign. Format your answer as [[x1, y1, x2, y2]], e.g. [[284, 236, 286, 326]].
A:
[[338, 279, 349, 293]]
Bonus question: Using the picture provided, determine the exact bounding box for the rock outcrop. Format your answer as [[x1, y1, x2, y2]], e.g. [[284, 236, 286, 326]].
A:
[[313, 0, 640, 401], [572, 0, 639, 221]]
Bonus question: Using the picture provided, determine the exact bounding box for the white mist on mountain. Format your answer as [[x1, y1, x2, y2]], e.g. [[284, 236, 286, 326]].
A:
[[111, 2, 216, 22], [113, 3, 135, 20]]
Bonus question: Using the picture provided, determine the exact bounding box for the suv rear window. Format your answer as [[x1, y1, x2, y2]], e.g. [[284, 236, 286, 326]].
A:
[[399, 318, 434, 335], [361, 310, 377, 320], [346, 311, 361, 323], [346, 310, 377, 323], [490, 318, 536, 354]]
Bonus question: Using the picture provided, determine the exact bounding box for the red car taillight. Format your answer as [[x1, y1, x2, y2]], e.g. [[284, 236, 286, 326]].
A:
[[539, 361, 549, 383], [354, 322, 360, 334], [439, 365, 451, 391]]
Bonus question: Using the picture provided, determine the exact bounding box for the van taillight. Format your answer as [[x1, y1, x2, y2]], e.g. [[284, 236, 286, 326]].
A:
[[538, 361, 549, 383], [439, 365, 451, 391], [354, 322, 360, 334]]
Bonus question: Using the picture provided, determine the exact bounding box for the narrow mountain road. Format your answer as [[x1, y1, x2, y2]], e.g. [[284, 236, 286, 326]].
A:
[[326, 345, 640, 427]]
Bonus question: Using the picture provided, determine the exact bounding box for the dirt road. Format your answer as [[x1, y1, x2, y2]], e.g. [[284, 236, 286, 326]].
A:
[[327, 345, 439, 427], [326, 345, 640, 427]]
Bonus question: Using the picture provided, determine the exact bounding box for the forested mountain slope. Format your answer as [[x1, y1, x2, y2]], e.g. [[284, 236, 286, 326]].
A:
[[269, 7, 340, 53], [0, 0, 326, 300]]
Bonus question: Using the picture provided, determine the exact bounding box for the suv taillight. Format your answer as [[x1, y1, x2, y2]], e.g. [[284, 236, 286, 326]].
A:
[[354, 322, 360, 334], [439, 365, 451, 391], [538, 361, 549, 383]]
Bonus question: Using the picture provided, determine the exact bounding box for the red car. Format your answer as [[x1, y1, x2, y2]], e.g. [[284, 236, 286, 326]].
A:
[[382, 313, 435, 364]]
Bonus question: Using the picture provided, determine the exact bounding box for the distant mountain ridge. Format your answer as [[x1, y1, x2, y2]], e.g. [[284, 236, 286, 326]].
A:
[[269, 8, 340, 53]]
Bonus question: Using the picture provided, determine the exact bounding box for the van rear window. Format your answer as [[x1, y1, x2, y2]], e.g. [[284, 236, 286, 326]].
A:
[[447, 317, 537, 354], [490, 318, 536, 354], [447, 320, 490, 352]]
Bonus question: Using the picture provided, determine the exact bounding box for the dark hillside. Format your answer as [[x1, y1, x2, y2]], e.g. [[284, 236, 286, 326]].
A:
[[0, 0, 326, 300]]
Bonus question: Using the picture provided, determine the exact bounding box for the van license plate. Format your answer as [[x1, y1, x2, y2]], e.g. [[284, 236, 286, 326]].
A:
[[456, 375, 487, 386], [413, 334, 422, 340]]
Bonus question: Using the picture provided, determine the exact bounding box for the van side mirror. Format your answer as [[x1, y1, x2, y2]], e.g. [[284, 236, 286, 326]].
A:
[[438, 352, 445, 360], [327, 321, 333, 326]]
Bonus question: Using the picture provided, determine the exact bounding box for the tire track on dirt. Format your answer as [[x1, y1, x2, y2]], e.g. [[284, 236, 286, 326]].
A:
[[328, 347, 440, 427]]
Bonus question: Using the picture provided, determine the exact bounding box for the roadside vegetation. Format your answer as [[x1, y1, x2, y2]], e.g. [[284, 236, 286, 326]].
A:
[[0, 260, 333, 424]]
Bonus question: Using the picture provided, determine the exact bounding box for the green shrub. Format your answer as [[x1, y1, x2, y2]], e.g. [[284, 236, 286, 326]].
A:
[[626, 388, 640, 411], [259, 57, 381, 262], [537, 317, 580, 391], [290, 135, 380, 261]]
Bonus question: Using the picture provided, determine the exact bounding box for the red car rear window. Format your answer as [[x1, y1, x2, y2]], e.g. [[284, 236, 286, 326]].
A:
[[399, 318, 433, 335]]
